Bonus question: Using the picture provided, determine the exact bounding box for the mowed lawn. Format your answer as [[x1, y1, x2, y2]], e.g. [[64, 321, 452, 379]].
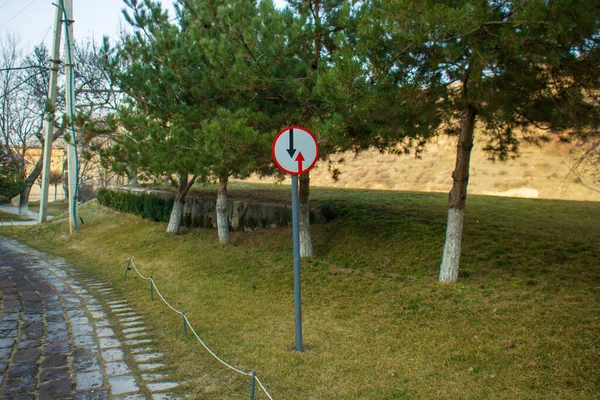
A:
[[4, 184, 599, 399]]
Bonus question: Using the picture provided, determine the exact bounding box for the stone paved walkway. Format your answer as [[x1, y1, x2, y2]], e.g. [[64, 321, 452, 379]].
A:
[[0, 237, 182, 399]]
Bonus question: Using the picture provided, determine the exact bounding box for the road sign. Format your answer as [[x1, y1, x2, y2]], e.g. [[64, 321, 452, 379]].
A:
[[271, 125, 319, 353], [272, 126, 319, 175]]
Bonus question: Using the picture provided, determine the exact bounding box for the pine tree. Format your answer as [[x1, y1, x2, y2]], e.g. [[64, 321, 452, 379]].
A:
[[254, 0, 356, 257], [110, 0, 208, 234], [176, 0, 276, 243], [361, 0, 600, 282], [111, 0, 277, 238]]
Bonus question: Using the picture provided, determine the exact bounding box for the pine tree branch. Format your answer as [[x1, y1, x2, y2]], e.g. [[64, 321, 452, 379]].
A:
[[234, 29, 266, 75], [565, 160, 600, 193], [515, 111, 552, 131]]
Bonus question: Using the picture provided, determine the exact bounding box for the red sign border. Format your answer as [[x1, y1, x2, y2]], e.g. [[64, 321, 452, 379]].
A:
[[272, 126, 319, 175]]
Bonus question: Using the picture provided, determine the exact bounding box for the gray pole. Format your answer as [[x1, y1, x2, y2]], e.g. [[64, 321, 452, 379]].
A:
[[39, 5, 63, 223], [62, 0, 78, 233], [250, 371, 256, 400], [291, 174, 303, 352]]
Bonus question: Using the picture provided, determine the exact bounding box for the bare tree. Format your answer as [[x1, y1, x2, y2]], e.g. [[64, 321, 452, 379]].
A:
[[1, 33, 123, 209], [0, 35, 53, 207], [13, 44, 62, 209], [568, 137, 600, 193], [73, 38, 123, 192], [0, 34, 24, 155]]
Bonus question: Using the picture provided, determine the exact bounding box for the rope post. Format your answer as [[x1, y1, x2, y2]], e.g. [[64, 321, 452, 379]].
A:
[[182, 311, 187, 337], [124, 259, 131, 277], [250, 371, 256, 400], [150, 277, 153, 301]]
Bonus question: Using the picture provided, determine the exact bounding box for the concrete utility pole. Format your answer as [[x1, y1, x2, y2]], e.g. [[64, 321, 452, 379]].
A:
[[38, 5, 63, 223], [63, 0, 79, 233]]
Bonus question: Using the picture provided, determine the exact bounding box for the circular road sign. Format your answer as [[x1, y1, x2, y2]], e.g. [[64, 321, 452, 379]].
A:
[[272, 126, 319, 175]]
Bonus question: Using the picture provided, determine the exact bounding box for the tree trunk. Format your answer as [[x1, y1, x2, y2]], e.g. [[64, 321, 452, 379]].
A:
[[167, 196, 184, 234], [128, 171, 137, 185], [217, 175, 230, 244], [19, 146, 27, 180], [62, 158, 69, 199], [439, 105, 477, 283], [18, 154, 44, 210], [166, 173, 196, 234], [299, 172, 313, 257]]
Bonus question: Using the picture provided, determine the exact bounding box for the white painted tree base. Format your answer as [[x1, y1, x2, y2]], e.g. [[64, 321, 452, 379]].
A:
[[216, 188, 230, 244], [439, 208, 465, 283], [166, 200, 183, 234]]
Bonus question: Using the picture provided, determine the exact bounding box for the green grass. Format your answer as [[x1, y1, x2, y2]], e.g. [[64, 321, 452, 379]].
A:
[[3, 184, 600, 399], [27, 200, 70, 217], [0, 210, 30, 222]]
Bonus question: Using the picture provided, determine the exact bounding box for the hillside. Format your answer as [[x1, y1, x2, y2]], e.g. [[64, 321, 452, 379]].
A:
[[245, 135, 600, 202], [4, 186, 600, 399]]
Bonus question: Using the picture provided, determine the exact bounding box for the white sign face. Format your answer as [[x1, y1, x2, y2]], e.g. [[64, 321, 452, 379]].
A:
[[272, 126, 319, 175]]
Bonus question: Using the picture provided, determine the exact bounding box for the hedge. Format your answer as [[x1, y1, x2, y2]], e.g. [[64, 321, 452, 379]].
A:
[[97, 188, 174, 222]]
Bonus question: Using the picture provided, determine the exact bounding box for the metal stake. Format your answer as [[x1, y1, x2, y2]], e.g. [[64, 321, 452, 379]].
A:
[[124, 259, 131, 277], [250, 371, 256, 400], [182, 311, 187, 337], [150, 277, 153, 300]]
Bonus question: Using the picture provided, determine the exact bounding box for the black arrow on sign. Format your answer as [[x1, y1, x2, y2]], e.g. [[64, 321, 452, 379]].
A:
[[287, 128, 296, 158]]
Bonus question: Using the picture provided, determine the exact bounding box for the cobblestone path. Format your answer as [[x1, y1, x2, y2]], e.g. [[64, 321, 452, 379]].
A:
[[0, 237, 182, 399]]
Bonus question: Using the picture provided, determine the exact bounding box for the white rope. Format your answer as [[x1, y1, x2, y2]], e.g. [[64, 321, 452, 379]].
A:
[[129, 259, 183, 315], [128, 258, 152, 280], [126, 257, 275, 399], [150, 278, 184, 315], [184, 315, 251, 376], [255, 376, 275, 400]]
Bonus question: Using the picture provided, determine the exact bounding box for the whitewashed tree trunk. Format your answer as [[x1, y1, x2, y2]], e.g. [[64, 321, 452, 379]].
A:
[[439, 208, 465, 283], [217, 175, 230, 244], [299, 173, 313, 257], [166, 198, 183, 234], [166, 173, 196, 235], [439, 104, 477, 283], [128, 171, 137, 185], [62, 158, 69, 199]]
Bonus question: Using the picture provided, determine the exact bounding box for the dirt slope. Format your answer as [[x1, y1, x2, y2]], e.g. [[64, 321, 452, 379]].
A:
[[245, 135, 600, 202]]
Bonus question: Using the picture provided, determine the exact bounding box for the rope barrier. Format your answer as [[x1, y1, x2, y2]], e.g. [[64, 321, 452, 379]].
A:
[[255, 376, 275, 400], [183, 316, 251, 377], [124, 257, 274, 400]]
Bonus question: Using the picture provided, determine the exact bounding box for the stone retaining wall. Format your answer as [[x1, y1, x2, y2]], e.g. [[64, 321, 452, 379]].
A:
[[111, 186, 329, 231]]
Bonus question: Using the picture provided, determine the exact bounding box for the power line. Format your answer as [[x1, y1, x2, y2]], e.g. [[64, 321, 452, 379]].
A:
[[34, 25, 53, 46], [0, 0, 37, 30], [0, 65, 47, 73], [0, 69, 46, 101], [0, 0, 16, 12]]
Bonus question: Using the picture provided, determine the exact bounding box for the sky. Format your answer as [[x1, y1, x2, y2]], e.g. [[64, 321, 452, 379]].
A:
[[0, 0, 288, 51]]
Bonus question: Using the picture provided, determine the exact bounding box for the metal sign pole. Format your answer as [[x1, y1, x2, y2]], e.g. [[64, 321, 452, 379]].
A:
[[273, 126, 317, 353], [291, 174, 303, 352]]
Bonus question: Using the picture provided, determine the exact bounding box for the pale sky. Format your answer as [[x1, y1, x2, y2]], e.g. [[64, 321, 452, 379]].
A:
[[0, 0, 288, 51]]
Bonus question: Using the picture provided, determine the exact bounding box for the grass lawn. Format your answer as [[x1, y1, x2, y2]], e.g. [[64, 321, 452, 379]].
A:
[[3, 184, 599, 399], [0, 210, 30, 222], [27, 200, 70, 217]]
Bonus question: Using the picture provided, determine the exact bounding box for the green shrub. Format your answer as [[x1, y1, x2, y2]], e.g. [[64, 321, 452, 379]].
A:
[[97, 188, 174, 222]]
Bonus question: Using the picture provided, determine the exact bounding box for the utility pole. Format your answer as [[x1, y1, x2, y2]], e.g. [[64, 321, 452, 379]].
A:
[[63, 0, 79, 233], [38, 4, 63, 223]]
